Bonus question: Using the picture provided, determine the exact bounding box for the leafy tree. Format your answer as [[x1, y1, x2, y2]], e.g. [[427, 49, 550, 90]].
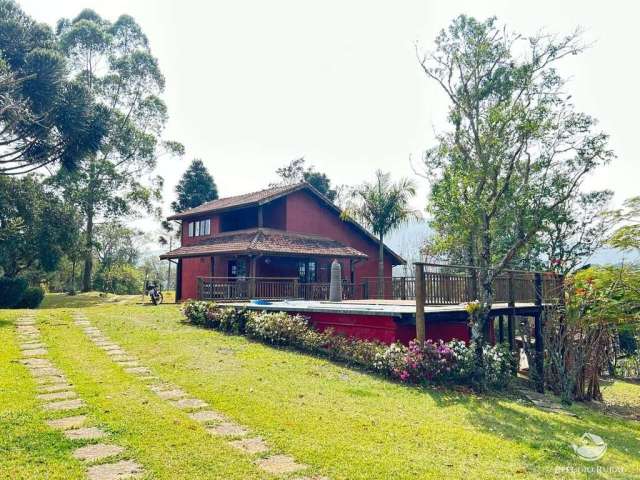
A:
[[419, 16, 614, 389], [94, 220, 143, 269], [0, 175, 80, 277], [0, 0, 106, 175], [171, 159, 218, 213], [343, 170, 417, 297], [52, 10, 182, 292], [608, 196, 640, 251], [273, 157, 338, 201], [93, 263, 143, 295]]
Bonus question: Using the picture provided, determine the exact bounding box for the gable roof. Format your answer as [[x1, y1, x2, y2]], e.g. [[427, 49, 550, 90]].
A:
[[166, 182, 405, 265], [166, 183, 303, 220], [159, 228, 368, 260]]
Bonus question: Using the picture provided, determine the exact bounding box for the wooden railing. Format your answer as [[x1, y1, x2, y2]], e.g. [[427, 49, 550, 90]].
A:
[[197, 267, 563, 305]]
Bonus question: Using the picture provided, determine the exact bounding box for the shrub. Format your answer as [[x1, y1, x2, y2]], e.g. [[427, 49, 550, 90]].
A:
[[0, 277, 27, 308], [16, 287, 45, 309], [245, 311, 312, 347]]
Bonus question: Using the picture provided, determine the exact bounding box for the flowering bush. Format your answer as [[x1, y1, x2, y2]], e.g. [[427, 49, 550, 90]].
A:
[[181, 302, 512, 390]]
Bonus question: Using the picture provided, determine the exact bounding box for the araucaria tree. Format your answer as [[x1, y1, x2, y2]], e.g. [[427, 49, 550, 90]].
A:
[[171, 159, 218, 213], [345, 170, 417, 298], [53, 10, 182, 291], [419, 16, 614, 388]]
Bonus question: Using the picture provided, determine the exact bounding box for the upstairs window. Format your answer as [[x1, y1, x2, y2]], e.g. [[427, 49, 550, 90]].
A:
[[187, 219, 211, 237]]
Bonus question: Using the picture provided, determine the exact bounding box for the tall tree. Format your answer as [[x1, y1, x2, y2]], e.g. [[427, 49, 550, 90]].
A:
[[419, 16, 614, 389], [53, 10, 182, 291], [171, 159, 218, 213], [0, 175, 80, 277], [273, 157, 338, 201], [343, 170, 417, 297], [608, 196, 640, 252], [0, 0, 106, 175]]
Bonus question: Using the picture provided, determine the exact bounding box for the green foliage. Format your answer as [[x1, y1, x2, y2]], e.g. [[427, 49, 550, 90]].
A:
[[0, 175, 80, 278], [273, 157, 338, 201], [0, 276, 27, 307], [52, 9, 182, 291], [0, 0, 105, 174], [608, 196, 640, 251], [171, 159, 218, 213], [16, 286, 44, 308], [93, 263, 143, 295]]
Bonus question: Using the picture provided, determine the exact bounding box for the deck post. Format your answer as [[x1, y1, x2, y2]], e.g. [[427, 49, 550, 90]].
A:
[[533, 272, 544, 393], [507, 271, 517, 374], [498, 315, 505, 344], [197, 277, 203, 300], [415, 263, 426, 343]]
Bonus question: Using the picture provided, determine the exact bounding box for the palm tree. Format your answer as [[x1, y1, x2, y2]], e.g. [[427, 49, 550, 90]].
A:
[[343, 170, 418, 298]]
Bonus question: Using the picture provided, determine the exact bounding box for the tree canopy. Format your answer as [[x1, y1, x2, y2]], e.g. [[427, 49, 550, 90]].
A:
[[171, 159, 218, 213], [0, 0, 106, 175], [273, 157, 338, 201], [419, 15, 614, 389], [51, 9, 182, 291]]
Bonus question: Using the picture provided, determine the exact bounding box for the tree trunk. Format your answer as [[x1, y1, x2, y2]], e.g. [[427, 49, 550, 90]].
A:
[[71, 258, 76, 292], [377, 233, 384, 299], [82, 208, 94, 292]]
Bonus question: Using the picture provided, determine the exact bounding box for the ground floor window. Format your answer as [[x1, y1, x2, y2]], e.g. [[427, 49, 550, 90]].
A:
[[298, 259, 317, 283]]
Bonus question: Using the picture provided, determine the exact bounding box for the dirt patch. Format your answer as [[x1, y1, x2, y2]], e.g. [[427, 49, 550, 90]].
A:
[[64, 426, 107, 440], [46, 415, 87, 430], [230, 437, 270, 454], [256, 455, 307, 474], [73, 443, 124, 462], [87, 460, 143, 480]]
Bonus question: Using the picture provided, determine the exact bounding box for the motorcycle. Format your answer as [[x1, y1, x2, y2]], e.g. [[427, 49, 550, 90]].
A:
[[147, 283, 164, 305]]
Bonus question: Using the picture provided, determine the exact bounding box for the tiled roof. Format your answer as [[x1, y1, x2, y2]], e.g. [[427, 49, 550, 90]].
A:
[[159, 228, 368, 260], [167, 183, 303, 220]]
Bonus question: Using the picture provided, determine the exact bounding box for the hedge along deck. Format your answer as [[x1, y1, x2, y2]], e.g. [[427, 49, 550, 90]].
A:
[[226, 299, 544, 345]]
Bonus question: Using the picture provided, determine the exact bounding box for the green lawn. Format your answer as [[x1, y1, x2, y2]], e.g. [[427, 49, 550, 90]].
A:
[[1, 297, 639, 479]]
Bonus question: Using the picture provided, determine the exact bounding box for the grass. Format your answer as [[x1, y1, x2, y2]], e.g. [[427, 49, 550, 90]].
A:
[[1, 297, 639, 479]]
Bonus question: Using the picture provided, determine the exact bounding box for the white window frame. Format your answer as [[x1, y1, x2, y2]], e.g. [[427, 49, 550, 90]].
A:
[[188, 222, 194, 237]]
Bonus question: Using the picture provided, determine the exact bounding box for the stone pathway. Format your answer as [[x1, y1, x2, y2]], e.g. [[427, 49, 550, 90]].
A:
[[15, 314, 144, 480], [73, 312, 329, 480]]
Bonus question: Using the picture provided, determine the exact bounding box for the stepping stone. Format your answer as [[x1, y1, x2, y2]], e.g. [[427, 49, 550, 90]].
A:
[[111, 355, 135, 362], [30, 367, 64, 377], [188, 410, 226, 423], [20, 342, 45, 350], [38, 390, 77, 401], [156, 389, 186, 400], [257, 455, 307, 474], [87, 460, 143, 480], [124, 367, 151, 375], [21, 358, 52, 368], [44, 398, 85, 412], [38, 383, 73, 393], [149, 384, 173, 393], [64, 427, 107, 440], [46, 415, 87, 430], [101, 345, 121, 351], [116, 361, 140, 368], [106, 350, 127, 356], [207, 422, 248, 437], [75, 321, 90, 326], [171, 398, 208, 410], [22, 348, 48, 356], [35, 375, 67, 385], [230, 437, 270, 454], [73, 443, 124, 462], [293, 476, 330, 480], [137, 376, 159, 382], [17, 326, 38, 334]]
